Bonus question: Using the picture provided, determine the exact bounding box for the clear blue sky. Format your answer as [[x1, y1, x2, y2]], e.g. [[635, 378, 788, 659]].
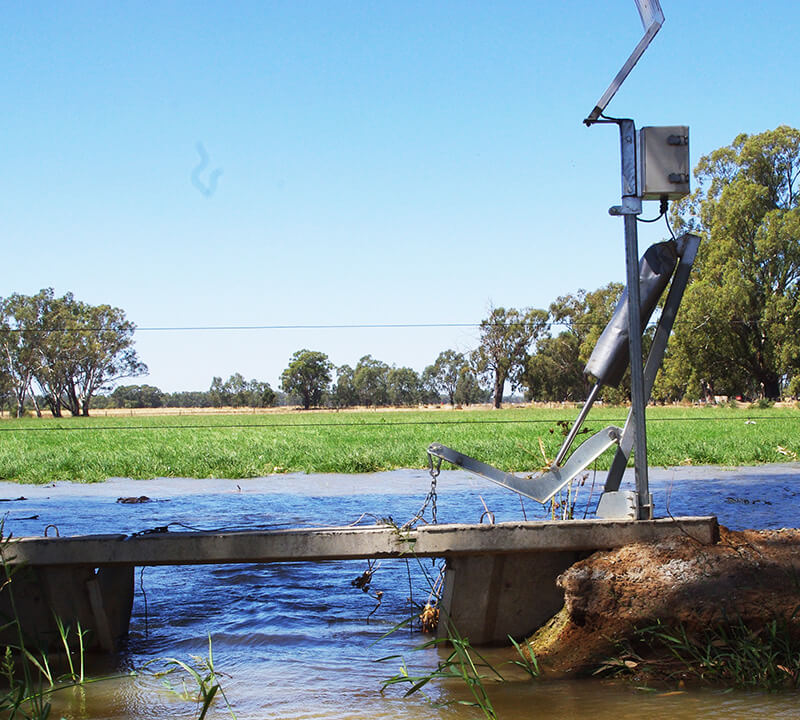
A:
[[3, 1, 798, 393]]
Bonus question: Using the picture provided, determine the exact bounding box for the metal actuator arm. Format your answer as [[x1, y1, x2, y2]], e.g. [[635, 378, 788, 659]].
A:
[[428, 425, 621, 505]]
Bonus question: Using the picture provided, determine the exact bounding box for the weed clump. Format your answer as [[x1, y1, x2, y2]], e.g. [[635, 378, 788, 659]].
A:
[[597, 616, 800, 691]]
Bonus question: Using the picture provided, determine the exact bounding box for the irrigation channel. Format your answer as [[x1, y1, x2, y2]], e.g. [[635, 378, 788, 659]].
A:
[[2, 463, 800, 719]]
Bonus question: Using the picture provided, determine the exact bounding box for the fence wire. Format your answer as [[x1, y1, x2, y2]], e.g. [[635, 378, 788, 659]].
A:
[[0, 414, 795, 433]]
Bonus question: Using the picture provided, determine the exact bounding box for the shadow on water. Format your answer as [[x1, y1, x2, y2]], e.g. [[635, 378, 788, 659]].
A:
[[1, 463, 799, 719]]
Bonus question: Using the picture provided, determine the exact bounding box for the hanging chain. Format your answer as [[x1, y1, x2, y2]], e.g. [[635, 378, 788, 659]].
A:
[[401, 452, 441, 530], [427, 452, 440, 525]]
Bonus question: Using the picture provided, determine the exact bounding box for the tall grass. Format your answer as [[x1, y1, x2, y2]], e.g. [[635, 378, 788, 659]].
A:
[[599, 617, 800, 690], [0, 405, 797, 484]]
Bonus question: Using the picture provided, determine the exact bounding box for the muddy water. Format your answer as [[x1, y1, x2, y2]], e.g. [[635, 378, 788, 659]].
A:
[[2, 463, 799, 719]]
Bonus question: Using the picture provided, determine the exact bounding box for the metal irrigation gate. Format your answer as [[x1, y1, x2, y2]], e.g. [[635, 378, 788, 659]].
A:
[[428, 1, 696, 521]]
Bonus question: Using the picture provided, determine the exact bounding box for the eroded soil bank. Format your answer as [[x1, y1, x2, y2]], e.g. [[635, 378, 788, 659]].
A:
[[528, 526, 800, 675]]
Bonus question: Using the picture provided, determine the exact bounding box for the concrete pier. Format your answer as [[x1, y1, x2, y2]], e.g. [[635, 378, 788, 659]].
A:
[[1, 517, 718, 651]]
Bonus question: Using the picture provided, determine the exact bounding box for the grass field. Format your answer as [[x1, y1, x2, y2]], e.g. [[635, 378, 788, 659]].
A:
[[0, 404, 797, 484]]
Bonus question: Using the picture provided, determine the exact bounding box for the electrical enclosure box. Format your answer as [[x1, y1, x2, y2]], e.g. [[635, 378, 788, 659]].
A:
[[637, 125, 690, 200]]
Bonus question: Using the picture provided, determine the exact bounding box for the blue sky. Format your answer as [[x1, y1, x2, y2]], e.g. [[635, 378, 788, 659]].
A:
[[3, 1, 798, 393]]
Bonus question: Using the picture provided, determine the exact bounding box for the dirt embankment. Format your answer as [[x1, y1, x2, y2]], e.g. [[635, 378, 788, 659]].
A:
[[527, 526, 800, 675]]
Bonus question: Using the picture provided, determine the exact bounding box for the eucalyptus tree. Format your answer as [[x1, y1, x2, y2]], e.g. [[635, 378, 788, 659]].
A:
[[527, 284, 623, 403], [471, 307, 548, 408], [524, 333, 584, 402], [548, 284, 624, 366], [428, 349, 468, 406], [0, 289, 146, 417], [666, 125, 800, 399], [35, 295, 147, 416], [387, 366, 421, 406], [454, 366, 487, 405], [331, 364, 358, 408], [281, 349, 332, 410], [353, 355, 390, 407], [0, 289, 52, 417], [419, 365, 441, 404]]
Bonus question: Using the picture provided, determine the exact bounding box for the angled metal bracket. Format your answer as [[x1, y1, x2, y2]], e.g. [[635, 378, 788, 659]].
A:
[[428, 425, 621, 505]]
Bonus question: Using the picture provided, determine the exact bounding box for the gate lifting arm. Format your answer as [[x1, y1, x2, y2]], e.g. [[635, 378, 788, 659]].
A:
[[427, 232, 700, 508]]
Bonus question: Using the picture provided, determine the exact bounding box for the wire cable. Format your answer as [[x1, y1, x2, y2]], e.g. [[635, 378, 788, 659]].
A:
[[664, 211, 677, 241]]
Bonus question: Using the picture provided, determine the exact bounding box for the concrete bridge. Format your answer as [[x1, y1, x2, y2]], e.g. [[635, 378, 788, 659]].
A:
[[1, 516, 718, 652]]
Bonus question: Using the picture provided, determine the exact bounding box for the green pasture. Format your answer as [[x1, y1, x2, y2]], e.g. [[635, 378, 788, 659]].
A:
[[0, 405, 797, 484]]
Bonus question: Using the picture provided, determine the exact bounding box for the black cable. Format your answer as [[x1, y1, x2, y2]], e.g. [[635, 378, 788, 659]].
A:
[[598, 112, 627, 124], [665, 211, 677, 241], [636, 212, 665, 223], [637, 198, 669, 224]]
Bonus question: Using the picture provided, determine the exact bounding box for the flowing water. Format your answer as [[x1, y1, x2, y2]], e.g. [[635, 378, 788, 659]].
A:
[[2, 463, 799, 719]]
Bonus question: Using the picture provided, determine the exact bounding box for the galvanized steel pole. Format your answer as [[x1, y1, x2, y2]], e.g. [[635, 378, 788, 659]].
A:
[[614, 119, 651, 519], [623, 213, 651, 518]]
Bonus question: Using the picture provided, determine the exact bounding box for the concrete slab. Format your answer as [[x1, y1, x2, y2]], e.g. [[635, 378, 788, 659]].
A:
[[2, 517, 718, 567]]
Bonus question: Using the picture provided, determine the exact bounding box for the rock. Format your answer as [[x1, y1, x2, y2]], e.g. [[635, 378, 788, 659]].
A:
[[526, 526, 800, 675], [116, 496, 151, 504]]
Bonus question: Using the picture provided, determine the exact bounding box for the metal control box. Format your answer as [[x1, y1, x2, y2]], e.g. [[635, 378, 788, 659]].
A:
[[637, 125, 690, 200]]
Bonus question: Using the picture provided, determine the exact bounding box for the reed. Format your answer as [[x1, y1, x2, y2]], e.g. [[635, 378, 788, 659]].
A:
[[146, 634, 237, 720]]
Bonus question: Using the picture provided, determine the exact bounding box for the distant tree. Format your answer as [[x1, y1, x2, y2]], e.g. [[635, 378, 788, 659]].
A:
[[189, 376, 277, 408], [224, 372, 248, 407], [209, 376, 229, 407], [164, 390, 214, 408], [524, 333, 584, 402], [387, 366, 421, 406], [533, 284, 625, 403], [429, 350, 468, 406], [111, 384, 164, 408], [353, 355, 390, 407], [548, 284, 624, 366], [419, 365, 441, 404], [454, 366, 487, 405], [663, 125, 800, 399], [330, 364, 358, 408], [472, 307, 548, 408], [247, 379, 276, 408], [281, 349, 332, 410], [35, 295, 147, 416], [70, 299, 145, 416]]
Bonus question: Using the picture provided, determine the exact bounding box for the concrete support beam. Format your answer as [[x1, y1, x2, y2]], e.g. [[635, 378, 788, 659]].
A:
[[440, 551, 582, 645], [1, 517, 718, 568], [0, 565, 133, 652]]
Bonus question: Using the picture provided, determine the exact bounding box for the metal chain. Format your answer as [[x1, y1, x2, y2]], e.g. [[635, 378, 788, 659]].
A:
[[401, 453, 441, 530], [427, 452, 440, 525]]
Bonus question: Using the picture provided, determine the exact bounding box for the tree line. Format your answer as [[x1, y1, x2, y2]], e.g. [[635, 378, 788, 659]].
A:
[[3, 127, 797, 415], [87, 355, 492, 412]]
